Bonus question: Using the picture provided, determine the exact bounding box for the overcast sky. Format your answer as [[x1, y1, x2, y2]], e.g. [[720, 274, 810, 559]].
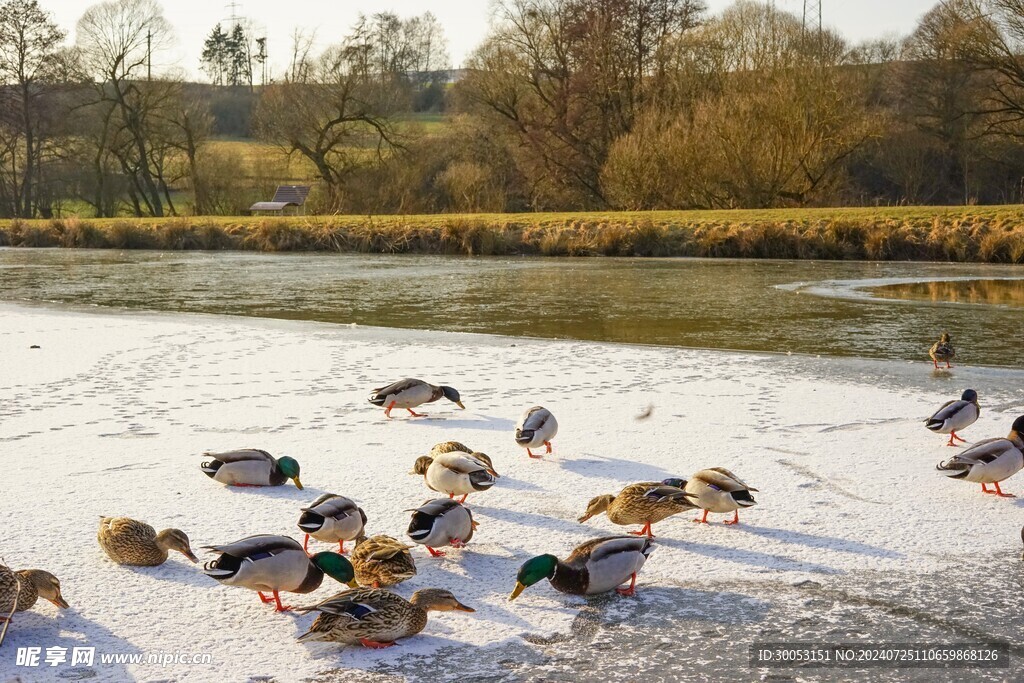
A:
[[40, 0, 937, 79]]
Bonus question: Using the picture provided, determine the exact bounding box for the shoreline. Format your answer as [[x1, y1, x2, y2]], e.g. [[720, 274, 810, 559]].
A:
[[3, 206, 1024, 261], [2, 304, 1023, 681]]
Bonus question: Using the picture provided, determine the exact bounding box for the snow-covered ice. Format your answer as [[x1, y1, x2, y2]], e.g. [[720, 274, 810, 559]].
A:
[[1, 303, 1022, 682]]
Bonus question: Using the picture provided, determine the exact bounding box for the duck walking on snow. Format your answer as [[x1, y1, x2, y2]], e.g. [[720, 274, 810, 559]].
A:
[[668, 468, 758, 525], [98, 517, 198, 566], [297, 495, 367, 554], [578, 481, 695, 538], [201, 449, 303, 489], [296, 588, 474, 648], [410, 450, 497, 503], [925, 389, 980, 446], [936, 415, 1024, 497], [515, 406, 558, 458], [368, 379, 464, 418], [202, 535, 357, 612], [406, 498, 477, 557], [510, 536, 653, 600], [929, 332, 955, 369]]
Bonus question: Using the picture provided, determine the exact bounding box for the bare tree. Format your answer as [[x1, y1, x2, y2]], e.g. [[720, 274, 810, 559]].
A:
[[0, 0, 65, 217], [76, 0, 174, 216], [460, 0, 706, 208]]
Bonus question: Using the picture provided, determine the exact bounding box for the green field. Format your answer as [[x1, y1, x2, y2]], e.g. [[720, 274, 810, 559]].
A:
[[2, 205, 1024, 261]]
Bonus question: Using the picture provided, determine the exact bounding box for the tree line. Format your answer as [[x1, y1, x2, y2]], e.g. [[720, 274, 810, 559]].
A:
[[2, 0, 1024, 218]]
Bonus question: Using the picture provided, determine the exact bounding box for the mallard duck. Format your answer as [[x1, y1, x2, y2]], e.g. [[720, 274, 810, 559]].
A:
[[98, 517, 198, 566], [201, 449, 302, 489], [298, 495, 367, 554], [427, 442, 499, 474], [577, 482, 695, 537], [367, 379, 465, 418], [926, 389, 980, 446], [937, 415, 1024, 497], [510, 536, 653, 599], [681, 468, 758, 525], [410, 451, 497, 503], [406, 498, 478, 557], [515, 406, 558, 458], [296, 588, 474, 648], [350, 535, 417, 588], [0, 564, 69, 617], [202, 534, 356, 612], [930, 332, 955, 369]]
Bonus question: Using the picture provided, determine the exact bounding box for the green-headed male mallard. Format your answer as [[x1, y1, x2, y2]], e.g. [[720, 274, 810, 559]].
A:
[[406, 498, 477, 557], [578, 482, 695, 537], [201, 449, 302, 489], [515, 406, 558, 458], [368, 379, 464, 418], [350, 535, 417, 588], [297, 494, 367, 554], [0, 563, 69, 619], [673, 468, 758, 525], [509, 536, 653, 600], [202, 534, 356, 612], [937, 415, 1024, 497], [410, 450, 497, 503], [98, 517, 198, 566], [926, 389, 980, 446], [296, 588, 474, 648], [930, 332, 955, 369]]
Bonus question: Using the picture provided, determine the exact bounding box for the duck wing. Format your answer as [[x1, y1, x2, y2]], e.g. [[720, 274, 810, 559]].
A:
[[437, 452, 498, 478], [701, 467, 758, 493], [203, 534, 300, 558], [369, 379, 429, 403], [203, 448, 274, 464], [937, 438, 1023, 478]]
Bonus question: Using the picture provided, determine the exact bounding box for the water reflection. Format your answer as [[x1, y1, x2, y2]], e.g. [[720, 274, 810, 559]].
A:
[[871, 278, 1024, 308]]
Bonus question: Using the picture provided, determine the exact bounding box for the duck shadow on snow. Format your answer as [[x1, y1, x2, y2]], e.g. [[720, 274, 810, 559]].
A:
[[404, 414, 517, 432], [655, 536, 841, 575], [216, 484, 328, 501], [112, 559, 210, 588], [556, 455, 679, 482], [470, 505, 585, 537], [2, 608, 140, 681], [734, 524, 903, 560]]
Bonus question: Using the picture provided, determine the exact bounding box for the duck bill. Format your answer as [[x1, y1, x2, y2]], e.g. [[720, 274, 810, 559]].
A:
[[183, 548, 200, 563], [577, 512, 594, 523], [51, 592, 70, 609], [292, 477, 304, 490], [453, 600, 475, 613], [508, 582, 526, 601], [456, 401, 466, 410], [346, 579, 360, 589]]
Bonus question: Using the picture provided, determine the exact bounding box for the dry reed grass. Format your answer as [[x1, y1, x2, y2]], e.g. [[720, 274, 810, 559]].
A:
[[2, 210, 1024, 262]]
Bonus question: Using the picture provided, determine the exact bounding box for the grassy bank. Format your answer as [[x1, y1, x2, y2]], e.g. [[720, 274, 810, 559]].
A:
[[3, 206, 1024, 261]]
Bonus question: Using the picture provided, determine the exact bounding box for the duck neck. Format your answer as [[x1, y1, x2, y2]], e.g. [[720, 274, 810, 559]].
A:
[[550, 560, 588, 594]]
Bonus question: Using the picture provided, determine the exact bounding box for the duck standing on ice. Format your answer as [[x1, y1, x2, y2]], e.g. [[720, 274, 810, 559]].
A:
[[578, 481, 695, 538], [925, 389, 980, 446], [515, 406, 558, 458], [929, 332, 955, 369], [368, 379, 464, 418], [936, 415, 1024, 497], [510, 536, 653, 599], [201, 449, 303, 489], [667, 468, 758, 525]]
